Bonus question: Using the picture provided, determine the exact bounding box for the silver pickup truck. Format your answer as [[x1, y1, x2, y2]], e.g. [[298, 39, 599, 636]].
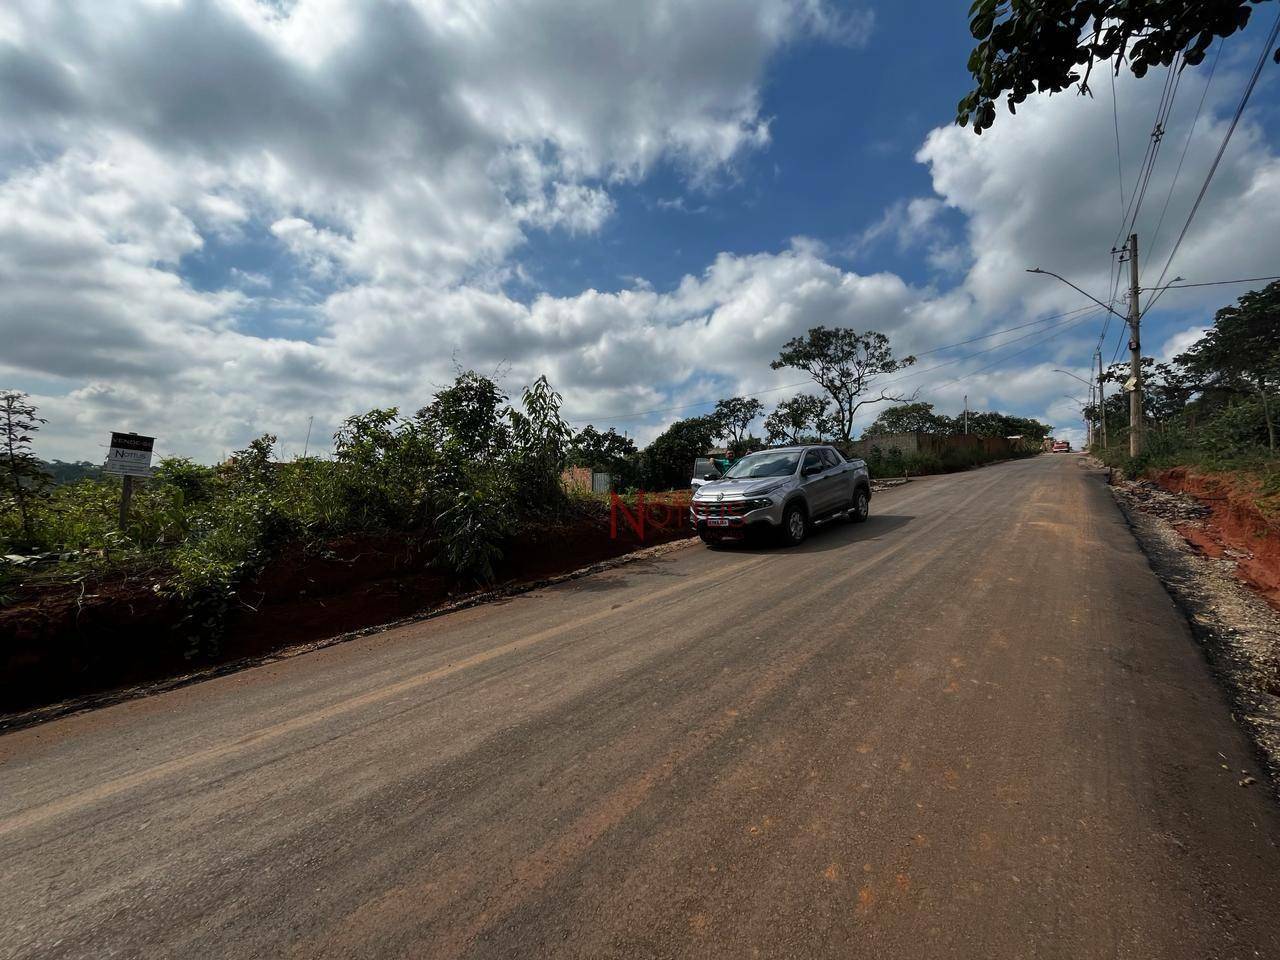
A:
[[689, 444, 871, 546]]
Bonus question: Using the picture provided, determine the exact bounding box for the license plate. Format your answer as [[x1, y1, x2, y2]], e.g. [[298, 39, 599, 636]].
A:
[[706, 518, 731, 526]]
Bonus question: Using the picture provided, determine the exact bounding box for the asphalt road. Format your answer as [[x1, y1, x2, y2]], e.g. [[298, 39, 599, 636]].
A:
[[3, 455, 1279, 959]]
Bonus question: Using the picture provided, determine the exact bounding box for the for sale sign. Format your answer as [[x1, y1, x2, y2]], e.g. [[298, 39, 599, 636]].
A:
[[104, 432, 155, 477]]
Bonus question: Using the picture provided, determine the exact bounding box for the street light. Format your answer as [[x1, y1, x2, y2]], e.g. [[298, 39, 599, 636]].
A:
[[1057, 395, 1094, 446], [1026, 268, 1128, 321], [1053, 369, 1094, 389]]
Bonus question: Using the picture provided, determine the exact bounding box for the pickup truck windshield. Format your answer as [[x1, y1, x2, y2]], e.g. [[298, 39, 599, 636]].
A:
[[723, 451, 800, 479]]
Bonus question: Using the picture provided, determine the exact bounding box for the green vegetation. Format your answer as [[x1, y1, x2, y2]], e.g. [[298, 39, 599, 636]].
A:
[[2, 316, 1059, 630], [1, 391, 50, 547], [957, 0, 1276, 134], [862, 441, 1037, 481], [862, 402, 1052, 442], [764, 394, 833, 445], [1089, 282, 1280, 488], [770, 327, 916, 445], [0, 373, 579, 635]]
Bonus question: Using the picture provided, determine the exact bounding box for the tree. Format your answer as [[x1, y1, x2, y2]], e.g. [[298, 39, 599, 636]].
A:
[[1, 391, 50, 547], [711, 397, 765, 454], [569, 425, 637, 473], [764, 394, 833, 445], [39, 460, 102, 484], [963, 411, 1052, 441], [1177, 281, 1280, 453], [862, 401, 951, 437], [770, 327, 916, 445], [642, 416, 718, 490], [957, 1, 1277, 134], [417, 370, 510, 460], [507, 375, 576, 511]]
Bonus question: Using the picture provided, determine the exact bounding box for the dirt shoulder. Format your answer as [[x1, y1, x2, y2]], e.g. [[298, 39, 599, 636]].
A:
[[1111, 472, 1280, 794], [1, 502, 694, 725]]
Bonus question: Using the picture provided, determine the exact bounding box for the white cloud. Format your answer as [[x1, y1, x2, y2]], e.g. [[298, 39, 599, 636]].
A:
[[1159, 324, 1209, 361], [918, 63, 1280, 319], [1, 0, 871, 458], [3, 0, 1277, 463]]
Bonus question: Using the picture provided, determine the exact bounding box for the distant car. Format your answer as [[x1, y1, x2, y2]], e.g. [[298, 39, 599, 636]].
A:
[[690, 456, 729, 492], [689, 445, 871, 546], [1052, 440, 1071, 453]]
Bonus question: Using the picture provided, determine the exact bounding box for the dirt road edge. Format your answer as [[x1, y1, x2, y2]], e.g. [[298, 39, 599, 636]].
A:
[[0, 536, 699, 735], [1110, 479, 1280, 799]]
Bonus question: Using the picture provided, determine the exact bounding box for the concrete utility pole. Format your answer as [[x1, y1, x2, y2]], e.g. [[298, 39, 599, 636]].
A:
[[1096, 349, 1107, 451], [1126, 233, 1143, 456], [963, 395, 969, 434], [1086, 385, 1094, 448]]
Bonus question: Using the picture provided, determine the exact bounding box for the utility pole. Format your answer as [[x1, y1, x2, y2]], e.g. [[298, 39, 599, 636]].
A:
[[1096, 349, 1107, 451], [1086, 385, 1094, 448], [1126, 233, 1143, 456], [963, 395, 969, 434], [303, 415, 314, 458]]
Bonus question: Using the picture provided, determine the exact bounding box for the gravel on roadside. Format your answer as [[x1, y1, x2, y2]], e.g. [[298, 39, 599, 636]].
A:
[[1111, 472, 1280, 797]]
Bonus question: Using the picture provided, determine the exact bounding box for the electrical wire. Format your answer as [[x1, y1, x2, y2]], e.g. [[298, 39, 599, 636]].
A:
[[1142, 274, 1280, 292], [1127, 55, 1182, 241], [912, 302, 1102, 359], [1146, 40, 1222, 271], [933, 310, 1106, 390], [1110, 64, 1127, 221], [877, 308, 1107, 390], [1145, 5, 1280, 317], [1108, 309, 1129, 367], [1111, 55, 1181, 254]]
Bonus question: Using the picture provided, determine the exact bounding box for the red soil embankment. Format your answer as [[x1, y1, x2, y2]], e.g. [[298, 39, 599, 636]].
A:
[[1153, 467, 1280, 608], [0, 500, 692, 715]]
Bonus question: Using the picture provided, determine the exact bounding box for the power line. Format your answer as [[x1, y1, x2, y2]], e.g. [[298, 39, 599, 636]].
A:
[[1147, 39, 1223, 270], [1128, 56, 1182, 240], [1146, 5, 1280, 316], [877, 308, 1105, 390], [1108, 310, 1129, 366], [1142, 274, 1280, 292], [1110, 65, 1127, 220], [934, 311, 1106, 390], [912, 302, 1102, 358], [1111, 55, 1181, 254]]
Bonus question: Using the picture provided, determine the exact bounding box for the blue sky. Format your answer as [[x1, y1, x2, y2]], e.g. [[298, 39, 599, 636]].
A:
[[517, 0, 976, 298], [2, 0, 1279, 461]]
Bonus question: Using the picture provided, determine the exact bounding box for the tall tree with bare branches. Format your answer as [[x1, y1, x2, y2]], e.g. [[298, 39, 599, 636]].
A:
[[770, 328, 916, 445]]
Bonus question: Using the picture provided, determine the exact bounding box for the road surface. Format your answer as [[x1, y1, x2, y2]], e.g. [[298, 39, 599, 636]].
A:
[[2, 456, 1279, 959]]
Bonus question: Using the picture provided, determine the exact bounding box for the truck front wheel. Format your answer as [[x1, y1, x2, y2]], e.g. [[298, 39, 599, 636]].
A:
[[849, 487, 870, 523], [780, 503, 807, 546]]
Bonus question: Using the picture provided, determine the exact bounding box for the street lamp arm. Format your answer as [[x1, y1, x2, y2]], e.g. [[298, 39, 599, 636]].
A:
[[1026, 268, 1128, 322], [1052, 369, 1094, 388]]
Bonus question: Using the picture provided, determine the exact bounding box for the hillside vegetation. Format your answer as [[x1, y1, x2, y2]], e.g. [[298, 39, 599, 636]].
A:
[[1091, 281, 1280, 513]]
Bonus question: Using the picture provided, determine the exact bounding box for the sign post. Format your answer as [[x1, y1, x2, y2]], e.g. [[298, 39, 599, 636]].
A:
[[103, 432, 155, 529]]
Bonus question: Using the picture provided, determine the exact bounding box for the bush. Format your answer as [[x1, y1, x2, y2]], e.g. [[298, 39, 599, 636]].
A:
[[432, 471, 515, 583], [0, 372, 581, 639]]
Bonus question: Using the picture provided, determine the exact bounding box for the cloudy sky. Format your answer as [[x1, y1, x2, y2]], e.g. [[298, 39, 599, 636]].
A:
[[3, 0, 1279, 462]]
